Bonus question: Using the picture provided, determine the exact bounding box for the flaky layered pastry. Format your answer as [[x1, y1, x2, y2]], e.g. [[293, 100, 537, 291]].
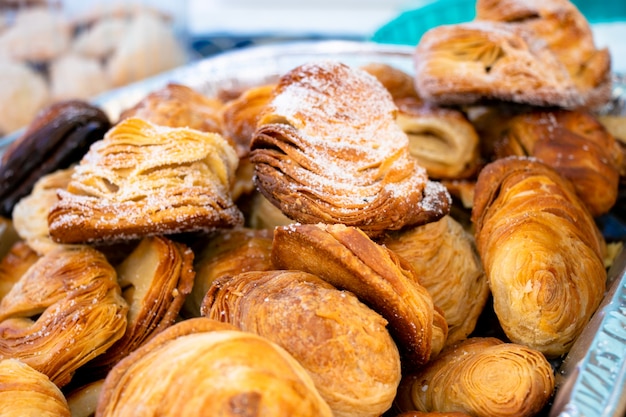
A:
[[360, 62, 420, 101], [0, 246, 128, 387], [183, 227, 274, 317], [250, 61, 451, 237], [472, 157, 606, 357], [394, 337, 554, 417], [380, 215, 489, 346], [85, 236, 195, 376], [271, 222, 447, 369], [202, 270, 401, 417], [48, 117, 243, 244], [414, 21, 587, 109], [475, 0, 612, 107], [0, 359, 71, 417], [97, 317, 333, 417], [0, 241, 39, 300], [494, 109, 623, 217], [245, 192, 294, 230], [66, 379, 104, 417], [395, 97, 482, 179], [393, 412, 471, 417]]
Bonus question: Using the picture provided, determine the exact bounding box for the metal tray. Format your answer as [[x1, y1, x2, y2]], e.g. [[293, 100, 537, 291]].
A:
[[1, 40, 625, 417]]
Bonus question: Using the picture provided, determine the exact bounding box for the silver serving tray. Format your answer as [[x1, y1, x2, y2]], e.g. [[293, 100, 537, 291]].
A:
[[1, 40, 625, 416]]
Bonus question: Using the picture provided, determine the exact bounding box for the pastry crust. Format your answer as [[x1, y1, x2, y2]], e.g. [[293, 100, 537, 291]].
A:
[[0, 246, 128, 387], [250, 61, 450, 237], [202, 269, 401, 417], [0, 241, 39, 301], [48, 117, 243, 244], [360, 62, 420, 101], [394, 337, 554, 417], [271, 222, 446, 369], [97, 317, 333, 417], [471, 157, 606, 357]]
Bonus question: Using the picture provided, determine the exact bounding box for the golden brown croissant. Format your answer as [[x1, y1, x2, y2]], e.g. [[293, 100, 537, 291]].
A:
[[394, 98, 482, 180], [96, 317, 333, 417], [48, 117, 243, 244], [250, 61, 451, 237], [0, 246, 128, 387], [85, 236, 195, 376], [394, 337, 554, 417], [201, 269, 401, 417], [413, 21, 586, 109], [0, 241, 39, 301], [271, 222, 446, 369], [183, 227, 274, 317], [475, 0, 612, 108], [0, 358, 71, 417], [472, 157, 606, 357], [494, 109, 623, 217], [380, 215, 489, 346], [360, 62, 420, 101]]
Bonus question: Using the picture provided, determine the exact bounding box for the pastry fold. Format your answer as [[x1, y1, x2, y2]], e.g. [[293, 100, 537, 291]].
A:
[[250, 61, 450, 237], [0, 359, 71, 417], [202, 269, 401, 417], [0, 246, 128, 387], [48, 117, 243, 244], [394, 337, 554, 417], [271, 222, 446, 368], [471, 157, 606, 357], [97, 317, 333, 417]]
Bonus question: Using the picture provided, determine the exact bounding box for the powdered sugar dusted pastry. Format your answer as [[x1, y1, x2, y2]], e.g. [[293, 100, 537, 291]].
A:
[[48, 117, 243, 244], [250, 61, 451, 237], [413, 21, 584, 108]]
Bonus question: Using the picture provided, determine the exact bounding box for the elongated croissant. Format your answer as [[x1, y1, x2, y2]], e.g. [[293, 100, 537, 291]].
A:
[[471, 157, 606, 357], [0, 246, 128, 387], [250, 61, 450, 237], [394, 337, 554, 417], [201, 270, 401, 417], [97, 317, 333, 417], [0, 359, 71, 417]]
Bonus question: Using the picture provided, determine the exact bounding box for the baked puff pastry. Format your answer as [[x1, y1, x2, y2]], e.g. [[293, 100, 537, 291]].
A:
[[394, 337, 554, 417], [360, 62, 421, 101], [475, 0, 612, 108], [250, 61, 451, 237], [48, 117, 243, 244], [0, 246, 128, 387], [0, 359, 71, 417], [380, 215, 489, 346], [394, 98, 482, 180], [0, 241, 39, 301], [413, 21, 586, 109], [97, 317, 333, 417], [495, 109, 623, 217], [472, 157, 606, 357], [271, 222, 447, 369], [201, 270, 402, 417]]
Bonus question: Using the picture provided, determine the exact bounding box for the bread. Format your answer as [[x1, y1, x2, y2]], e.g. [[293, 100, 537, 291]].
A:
[[250, 61, 451, 237], [472, 157, 606, 357], [48, 117, 243, 244], [202, 269, 401, 417], [96, 317, 333, 417]]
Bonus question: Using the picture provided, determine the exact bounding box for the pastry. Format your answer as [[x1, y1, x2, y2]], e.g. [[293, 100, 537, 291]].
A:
[[96, 317, 333, 417], [49, 54, 109, 102], [360, 62, 420, 101], [413, 21, 585, 109], [48, 117, 243, 244], [380, 215, 489, 346], [202, 270, 401, 417], [72, 16, 129, 60], [12, 167, 77, 255], [472, 157, 606, 357], [475, 0, 612, 108], [66, 379, 104, 417], [0, 246, 128, 387], [184, 227, 274, 317], [271, 222, 447, 369], [245, 192, 293, 230], [85, 236, 195, 376], [250, 61, 451, 237], [494, 109, 623, 217], [394, 337, 554, 417], [393, 412, 471, 417], [0, 241, 39, 302], [0, 216, 19, 260], [395, 97, 482, 179], [0, 359, 70, 417], [0, 100, 111, 217]]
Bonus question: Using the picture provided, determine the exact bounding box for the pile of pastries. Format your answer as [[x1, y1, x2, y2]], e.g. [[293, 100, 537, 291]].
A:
[[0, 0, 624, 416]]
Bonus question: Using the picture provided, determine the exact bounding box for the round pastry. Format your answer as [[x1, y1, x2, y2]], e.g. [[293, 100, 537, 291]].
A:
[[96, 317, 333, 417]]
